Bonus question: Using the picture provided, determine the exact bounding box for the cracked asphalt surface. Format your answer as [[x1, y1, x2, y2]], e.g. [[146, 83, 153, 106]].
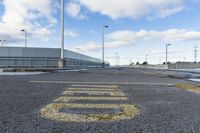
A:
[[0, 67, 200, 133]]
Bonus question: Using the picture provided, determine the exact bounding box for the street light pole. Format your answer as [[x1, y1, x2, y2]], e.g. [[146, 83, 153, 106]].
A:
[[21, 29, 27, 47], [166, 44, 171, 64], [59, 0, 65, 68], [102, 25, 109, 68]]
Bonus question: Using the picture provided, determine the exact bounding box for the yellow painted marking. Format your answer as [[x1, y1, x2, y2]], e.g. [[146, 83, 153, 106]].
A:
[[67, 87, 118, 91], [40, 103, 138, 122], [71, 85, 118, 88], [39, 84, 139, 122], [62, 90, 125, 97], [176, 83, 200, 93], [54, 96, 127, 102]]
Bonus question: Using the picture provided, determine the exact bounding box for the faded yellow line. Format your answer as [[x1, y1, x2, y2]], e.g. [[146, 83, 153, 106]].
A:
[[39, 84, 139, 122], [62, 90, 126, 97], [40, 103, 138, 122], [71, 85, 118, 88], [67, 87, 118, 91], [54, 96, 127, 102]]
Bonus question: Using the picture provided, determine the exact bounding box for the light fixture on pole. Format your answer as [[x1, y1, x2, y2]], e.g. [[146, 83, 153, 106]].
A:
[[102, 25, 109, 68], [166, 43, 171, 64], [59, 0, 65, 68], [21, 29, 27, 47]]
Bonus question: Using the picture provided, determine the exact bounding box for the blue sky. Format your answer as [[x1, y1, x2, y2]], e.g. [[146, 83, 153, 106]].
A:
[[0, 0, 200, 65]]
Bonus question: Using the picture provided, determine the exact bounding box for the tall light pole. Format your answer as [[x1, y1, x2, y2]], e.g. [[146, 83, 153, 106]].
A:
[[59, 0, 65, 68], [21, 29, 27, 47], [166, 44, 171, 64], [102, 25, 109, 68]]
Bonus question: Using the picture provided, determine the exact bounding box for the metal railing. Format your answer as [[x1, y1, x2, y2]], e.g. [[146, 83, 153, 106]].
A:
[[0, 57, 108, 68]]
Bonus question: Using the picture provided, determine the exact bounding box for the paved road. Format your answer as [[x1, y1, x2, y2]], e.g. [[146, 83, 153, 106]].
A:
[[0, 68, 200, 133]]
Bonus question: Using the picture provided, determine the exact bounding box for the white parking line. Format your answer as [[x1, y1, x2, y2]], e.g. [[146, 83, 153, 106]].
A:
[[30, 80, 173, 86]]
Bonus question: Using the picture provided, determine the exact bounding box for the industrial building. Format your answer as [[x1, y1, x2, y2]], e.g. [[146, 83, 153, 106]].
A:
[[0, 47, 109, 68]]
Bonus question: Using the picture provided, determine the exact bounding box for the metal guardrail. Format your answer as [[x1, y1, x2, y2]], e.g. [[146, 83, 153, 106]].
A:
[[0, 47, 110, 68], [0, 57, 107, 68]]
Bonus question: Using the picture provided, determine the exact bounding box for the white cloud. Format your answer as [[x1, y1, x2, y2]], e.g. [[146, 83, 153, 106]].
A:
[[0, 0, 58, 43], [65, 29, 79, 37], [75, 42, 101, 52], [77, 0, 191, 20], [147, 6, 184, 20], [75, 29, 200, 52], [65, 1, 86, 19], [66, 2, 80, 17]]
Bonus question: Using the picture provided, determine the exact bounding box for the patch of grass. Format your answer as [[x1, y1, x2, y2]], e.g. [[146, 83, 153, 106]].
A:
[[175, 83, 200, 93]]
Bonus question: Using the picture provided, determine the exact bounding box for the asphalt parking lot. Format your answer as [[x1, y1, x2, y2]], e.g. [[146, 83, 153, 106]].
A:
[[0, 68, 200, 133]]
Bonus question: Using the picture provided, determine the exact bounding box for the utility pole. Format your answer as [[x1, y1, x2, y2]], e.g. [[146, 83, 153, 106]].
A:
[[194, 45, 198, 63]]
